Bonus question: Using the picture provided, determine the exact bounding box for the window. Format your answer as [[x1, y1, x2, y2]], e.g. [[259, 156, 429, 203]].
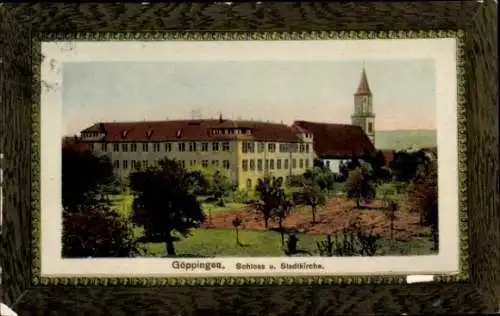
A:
[[290, 143, 298, 153], [246, 179, 252, 190], [242, 159, 249, 171], [130, 143, 137, 152], [122, 160, 128, 169], [222, 160, 230, 169], [268, 143, 276, 152], [113, 144, 119, 152], [299, 159, 304, 169], [292, 159, 297, 169], [257, 142, 265, 152], [257, 159, 263, 171], [249, 159, 255, 171], [142, 143, 149, 152], [279, 144, 288, 153], [305, 159, 309, 169], [299, 144, 305, 153], [202, 160, 209, 168], [189, 160, 196, 167], [212, 160, 219, 167], [201, 142, 209, 151], [269, 159, 275, 170], [265, 159, 269, 170], [242, 142, 254, 153], [325, 160, 330, 167], [142, 160, 149, 168], [89, 143, 95, 151], [277, 159, 282, 169], [101, 143, 107, 152], [284, 159, 289, 169], [212, 142, 220, 151], [121, 143, 128, 152], [113, 160, 120, 168], [368, 122, 373, 133], [180, 160, 186, 168], [131, 160, 139, 169], [222, 142, 230, 152], [306, 144, 310, 153], [178, 143, 186, 152], [165, 143, 172, 152], [153, 143, 161, 152], [189, 142, 197, 152]]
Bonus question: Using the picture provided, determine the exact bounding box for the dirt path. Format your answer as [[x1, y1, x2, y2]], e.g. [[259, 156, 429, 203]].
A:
[[201, 197, 429, 240]]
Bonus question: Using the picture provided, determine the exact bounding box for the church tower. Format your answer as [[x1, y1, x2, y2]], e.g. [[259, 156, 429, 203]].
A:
[[351, 65, 375, 144]]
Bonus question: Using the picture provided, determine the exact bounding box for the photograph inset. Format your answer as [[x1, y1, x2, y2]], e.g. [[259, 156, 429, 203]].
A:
[[59, 52, 439, 259]]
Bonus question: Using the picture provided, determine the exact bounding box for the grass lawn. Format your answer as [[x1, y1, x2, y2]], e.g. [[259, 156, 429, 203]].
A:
[[141, 228, 436, 257], [108, 192, 435, 258], [110, 192, 246, 217]]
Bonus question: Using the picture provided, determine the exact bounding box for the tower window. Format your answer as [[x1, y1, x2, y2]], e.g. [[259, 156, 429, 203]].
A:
[[368, 122, 373, 133]]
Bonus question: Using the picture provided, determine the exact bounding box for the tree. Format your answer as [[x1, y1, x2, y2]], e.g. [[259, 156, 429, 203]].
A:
[[209, 170, 234, 207], [344, 167, 375, 208], [254, 176, 286, 228], [129, 158, 206, 256], [407, 159, 438, 250], [296, 180, 326, 223], [62, 147, 116, 213], [272, 195, 294, 246], [303, 167, 336, 191], [232, 216, 243, 246], [62, 207, 143, 257]]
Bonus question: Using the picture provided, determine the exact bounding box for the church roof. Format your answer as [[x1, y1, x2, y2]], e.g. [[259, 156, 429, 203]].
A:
[[293, 121, 375, 159], [355, 68, 372, 95]]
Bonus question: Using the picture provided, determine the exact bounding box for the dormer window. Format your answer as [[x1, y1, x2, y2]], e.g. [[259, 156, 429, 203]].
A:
[[245, 129, 251, 135], [146, 128, 153, 138], [176, 129, 182, 138], [122, 130, 129, 138]]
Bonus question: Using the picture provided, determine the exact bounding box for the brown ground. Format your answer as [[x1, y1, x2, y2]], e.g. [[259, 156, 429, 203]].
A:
[[201, 197, 430, 240]]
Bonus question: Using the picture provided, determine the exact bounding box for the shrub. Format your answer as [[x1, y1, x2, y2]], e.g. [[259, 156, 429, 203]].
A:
[[62, 207, 143, 258], [344, 168, 375, 208]]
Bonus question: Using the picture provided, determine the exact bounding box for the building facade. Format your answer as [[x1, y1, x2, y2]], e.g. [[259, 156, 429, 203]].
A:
[[351, 67, 376, 144], [80, 118, 314, 189]]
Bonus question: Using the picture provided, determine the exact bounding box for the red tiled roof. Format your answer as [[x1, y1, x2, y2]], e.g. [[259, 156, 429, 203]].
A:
[[293, 121, 375, 159], [62, 136, 90, 151], [380, 150, 395, 166], [355, 68, 372, 95], [81, 119, 304, 143]]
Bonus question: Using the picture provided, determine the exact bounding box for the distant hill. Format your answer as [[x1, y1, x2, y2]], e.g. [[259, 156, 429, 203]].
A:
[[375, 130, 437, 151]]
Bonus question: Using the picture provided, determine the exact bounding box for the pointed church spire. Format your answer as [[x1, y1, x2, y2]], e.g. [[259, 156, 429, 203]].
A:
[[355, 64, 372, 95]]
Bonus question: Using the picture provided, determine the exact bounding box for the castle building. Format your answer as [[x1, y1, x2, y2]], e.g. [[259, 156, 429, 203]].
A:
[[79, 117, 315, 190], [77, 68, 376, 186], [351, 66, 376, 144]]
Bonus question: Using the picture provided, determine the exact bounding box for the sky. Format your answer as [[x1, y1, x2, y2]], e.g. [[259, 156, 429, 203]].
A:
[[61, 57, 436, 136]]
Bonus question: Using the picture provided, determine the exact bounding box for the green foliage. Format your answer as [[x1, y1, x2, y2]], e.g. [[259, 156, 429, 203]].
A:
[[294, 179, 326, 223], [316, 219, 382, 256], [344, 168, 376, 208], [407, 159, 438, 249], [254, 176, 287, 228], [62, 147, 117, 213], [129, 158, 206, 256], [62, 207, 143, 258], [303, 167, 336, 191], [229, 188, 255, 204]]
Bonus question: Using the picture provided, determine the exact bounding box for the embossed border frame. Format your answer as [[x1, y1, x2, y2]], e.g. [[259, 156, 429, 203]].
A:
[[1, 2, 498, 314], [32, 29, 469, 287]]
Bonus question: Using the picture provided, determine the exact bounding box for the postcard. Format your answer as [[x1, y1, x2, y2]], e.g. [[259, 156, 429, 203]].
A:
[[40, 37, 459, 277]]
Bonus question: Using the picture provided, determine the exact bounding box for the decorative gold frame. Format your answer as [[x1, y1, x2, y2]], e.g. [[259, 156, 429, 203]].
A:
[[30, 30, 468, 286]]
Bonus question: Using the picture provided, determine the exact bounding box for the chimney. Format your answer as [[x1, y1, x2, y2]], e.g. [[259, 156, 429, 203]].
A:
[[218, 113, 223, 123]]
